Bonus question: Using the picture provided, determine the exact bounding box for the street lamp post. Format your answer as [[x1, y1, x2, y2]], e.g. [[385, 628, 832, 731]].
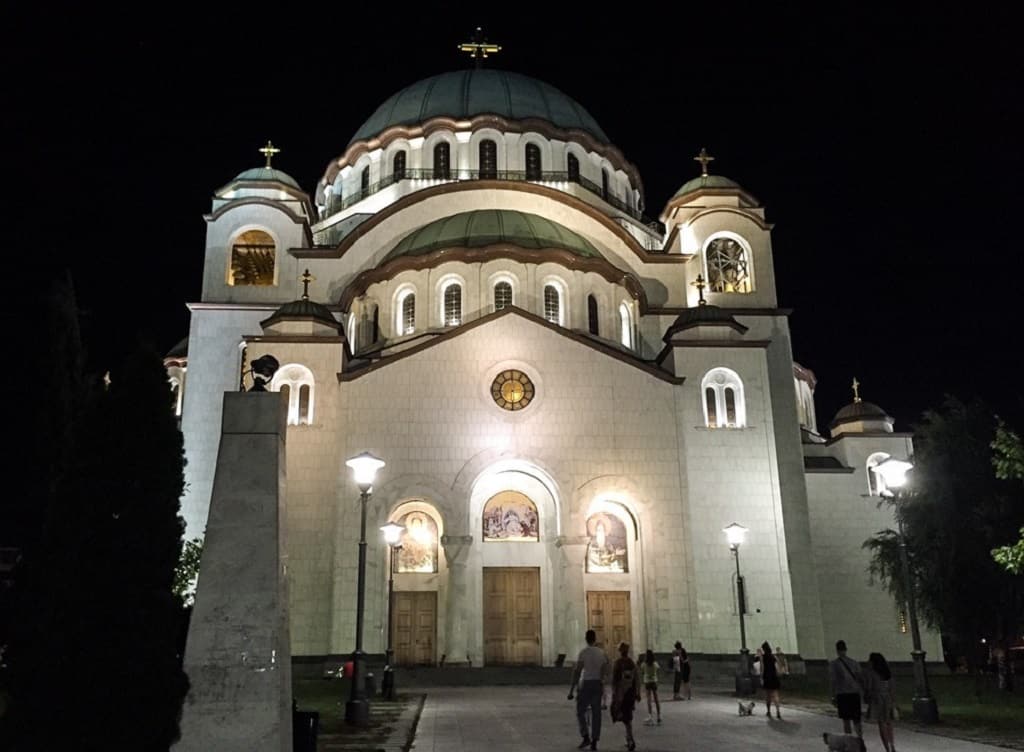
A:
[[723, 523, 754, 696], [344, 452, 386, 727], [379, 521, 405, 701], [874, 457, 939, 724]]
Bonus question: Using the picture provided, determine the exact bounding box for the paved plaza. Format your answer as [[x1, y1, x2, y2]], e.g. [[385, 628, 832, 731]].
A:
[[411, 686, 1004, 752]]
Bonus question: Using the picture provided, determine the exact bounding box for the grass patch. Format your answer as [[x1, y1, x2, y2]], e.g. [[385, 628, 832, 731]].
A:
[[292, 678, 417, 747]]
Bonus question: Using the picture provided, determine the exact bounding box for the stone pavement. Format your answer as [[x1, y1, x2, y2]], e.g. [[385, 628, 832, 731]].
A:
[[410, 686, 1005, 752]]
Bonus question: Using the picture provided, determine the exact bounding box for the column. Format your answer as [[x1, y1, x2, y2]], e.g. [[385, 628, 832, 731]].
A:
[[441, 534, 473, 666], [556, 536, 588, 658]]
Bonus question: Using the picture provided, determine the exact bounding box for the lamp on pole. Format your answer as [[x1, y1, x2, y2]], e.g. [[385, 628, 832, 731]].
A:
[[344, 452, 386, 726], [874, 457, 939, 723], [379, 521, 405, 701], [723, 522, 754, 695]]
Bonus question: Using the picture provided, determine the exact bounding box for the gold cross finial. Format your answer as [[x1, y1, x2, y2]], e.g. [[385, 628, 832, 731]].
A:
[[852, 377, 861, 403], [458, 27, 501, 68], [691, 274, 708, 306], [694, 147, 714, 177], [259, 140, 281, 168], [301, 269, 315, 300]]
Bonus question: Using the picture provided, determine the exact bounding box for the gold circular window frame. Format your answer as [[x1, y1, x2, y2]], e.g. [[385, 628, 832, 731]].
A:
[[490, 369, 535, 411]]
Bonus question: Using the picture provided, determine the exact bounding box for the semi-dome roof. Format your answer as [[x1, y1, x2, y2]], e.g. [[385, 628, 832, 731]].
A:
[[672, 174, 742, 199], [232, 167, 301, 190], [350, 70, 610, 146], [260, 299, 341, 331], [829, 400, 892, 430], [384, 210, 603, 262]]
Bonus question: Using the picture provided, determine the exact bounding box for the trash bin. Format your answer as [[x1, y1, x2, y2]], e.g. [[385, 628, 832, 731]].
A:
[[293, 709, 319, 752], [364, 671, 376, 697]]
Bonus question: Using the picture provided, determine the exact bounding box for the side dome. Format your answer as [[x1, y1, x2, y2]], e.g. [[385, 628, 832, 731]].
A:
[[384, 210, 603, 262], [829, 400, 894, 435], [671, 174, 741, 199], [260, 299, 341, 332], [232, 167, 301, 190], [349, 69, 610, 146]]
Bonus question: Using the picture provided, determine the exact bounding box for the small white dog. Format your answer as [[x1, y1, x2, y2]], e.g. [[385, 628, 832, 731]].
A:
[[822, 732, 866, 752], [737, 700, 756, 716]]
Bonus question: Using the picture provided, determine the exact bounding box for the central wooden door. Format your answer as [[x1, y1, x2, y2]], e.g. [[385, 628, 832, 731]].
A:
[[483, 567, 541, 665], [586, 591, 631, 658], [393, 591, 436, 666]]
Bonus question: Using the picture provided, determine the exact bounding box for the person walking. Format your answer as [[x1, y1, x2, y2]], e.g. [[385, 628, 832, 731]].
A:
[[759, 642, 782, 719], [641, 649, 662, 725], [672, 641, 691, 700], [568, 629, 609, 751], [829, 640, 865, 739], [864, 652, 897, 752], [611, 642, 640, 751]]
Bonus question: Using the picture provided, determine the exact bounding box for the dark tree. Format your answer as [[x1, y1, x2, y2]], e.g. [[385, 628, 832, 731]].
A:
[[4, 323, 189, 750]]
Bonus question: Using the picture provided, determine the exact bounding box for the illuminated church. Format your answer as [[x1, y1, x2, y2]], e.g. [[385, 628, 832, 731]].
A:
[[168, 54, 939, 667]]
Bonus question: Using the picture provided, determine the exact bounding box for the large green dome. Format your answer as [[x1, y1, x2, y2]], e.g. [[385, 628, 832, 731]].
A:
[[350, 70, 610, 146], [384, 210, 603, 262]]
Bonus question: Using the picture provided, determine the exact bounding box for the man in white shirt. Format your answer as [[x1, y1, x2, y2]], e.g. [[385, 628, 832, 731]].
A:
[[568, 629, 609, 751], [829, 639, 865, 739]]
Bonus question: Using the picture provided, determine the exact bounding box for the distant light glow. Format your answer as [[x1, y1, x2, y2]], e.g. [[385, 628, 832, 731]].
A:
[[723, 522, 748, 548]]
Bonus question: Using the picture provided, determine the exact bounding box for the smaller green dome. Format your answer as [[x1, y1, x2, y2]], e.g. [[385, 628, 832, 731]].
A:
[[385, 210, 603, 262], [672, 174, 741, 199], [261, 299, 340, 331], [233, 167, 301, 190], [829, 401, 892, 430]]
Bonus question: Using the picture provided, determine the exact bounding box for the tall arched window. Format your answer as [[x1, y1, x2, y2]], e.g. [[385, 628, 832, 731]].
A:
[[229, 229, 276, 286], [347, 314, 357, 353], [567, 153, 580, 183], [587, 295, 600, 335], [619, 302, 633, 348], [705, 235, 753, 294], [479, 139, 497, 179], [494, 281, 513, 311], [393, 151, 406, 180], [443, 283, 462, 326], [543, 284, 561, 325], [701, 367, 746, 428], [360, 166, 370, 197], [525, 143, 542, 180], [395, 288, 416, 335], [271, 364, 316, 426], [434, 142, 451, 179], [602, 169, 611, 200], [867, 452, 893, 496]]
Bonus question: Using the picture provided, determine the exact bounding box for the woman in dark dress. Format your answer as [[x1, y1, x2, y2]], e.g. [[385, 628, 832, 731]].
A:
[[760, 641, 782, 719], [611, 642, 639, 751]]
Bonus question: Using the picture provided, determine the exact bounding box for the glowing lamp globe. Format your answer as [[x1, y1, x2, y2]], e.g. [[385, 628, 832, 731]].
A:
[[874, 458, 913, 494], [380, 522, 405, 546], [346, 452, 386, 490], [723, 522, 748, 549]]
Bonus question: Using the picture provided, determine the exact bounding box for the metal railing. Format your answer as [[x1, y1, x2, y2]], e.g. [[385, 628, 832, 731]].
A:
[[320, 168, 659, 226]]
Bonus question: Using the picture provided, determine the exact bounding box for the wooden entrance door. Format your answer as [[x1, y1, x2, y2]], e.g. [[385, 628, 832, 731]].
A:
[[586, 591, 631, 658], [483, 567, 541, 665], [393, 591, 436, 666]]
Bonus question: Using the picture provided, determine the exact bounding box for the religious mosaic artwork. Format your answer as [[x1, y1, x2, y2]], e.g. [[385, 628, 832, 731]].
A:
[[706, 237, 751, 294], [586, 512, 629, 573], [491, 369, 535, 411], [395, 511, 438, 573], [482, 491, 539, 541]]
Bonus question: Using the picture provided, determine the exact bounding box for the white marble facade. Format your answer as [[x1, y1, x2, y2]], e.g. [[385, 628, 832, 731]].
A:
[[172, 69, 940, 664]]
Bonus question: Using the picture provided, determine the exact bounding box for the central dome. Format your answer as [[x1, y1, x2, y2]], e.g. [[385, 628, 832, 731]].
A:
[[349, 69, 610, 146]]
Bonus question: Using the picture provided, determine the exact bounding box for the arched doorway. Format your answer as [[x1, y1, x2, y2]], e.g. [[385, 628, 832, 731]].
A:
[[386, 501, 444, 666]]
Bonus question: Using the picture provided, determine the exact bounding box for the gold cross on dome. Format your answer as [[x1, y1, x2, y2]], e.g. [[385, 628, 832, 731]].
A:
[[259, 140, 281, 168], [458, 27, 501, 68], [301, 269, 315, 300], [694, 147, 714, 177], [691, 274, 708, 306], [852, 377, 862, 403]]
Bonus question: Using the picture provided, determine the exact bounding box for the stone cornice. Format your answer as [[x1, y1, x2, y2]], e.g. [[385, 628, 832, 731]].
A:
[[242, 335, 346, 344], [338, 306, 684, 386], [204, 198, 315, 245]]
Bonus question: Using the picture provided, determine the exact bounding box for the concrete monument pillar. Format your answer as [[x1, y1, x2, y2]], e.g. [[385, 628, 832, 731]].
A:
[[441, 535, 473, 666], [176, 392, 291, 752], [557, 537, 588, 658]]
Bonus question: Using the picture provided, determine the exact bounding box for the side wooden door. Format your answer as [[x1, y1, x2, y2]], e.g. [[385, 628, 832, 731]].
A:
[[393, 591, 436, 666]]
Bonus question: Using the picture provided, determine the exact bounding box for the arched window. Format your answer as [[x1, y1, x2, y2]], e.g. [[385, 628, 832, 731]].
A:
[[586, 512, 629, 573], [705, 235, 752, 294], [271, 364, 316, 425], [167, 366, 186, 417], [393, 151, 406, 180], [360, 166, 370, 197], [525, 143, 542, 180], [567, 153, 580, 183], [443, 282, 462, 326], [602, 169, 611, 200], [395, 288, 416, 335], [867, 452, 893, 496], [619, 302, 633, 348], [479, 139, 497, 179], [347, 314, 357, 353], [494, 281, 513, 311], [543, 284, 561, 325], [701, 367, 746, 428], [434, 142, 451, 179], [587, 295, 600, 335], [483, 491, 539, 541], [371, 306, 380, 344], [229, 229, 276, 286]]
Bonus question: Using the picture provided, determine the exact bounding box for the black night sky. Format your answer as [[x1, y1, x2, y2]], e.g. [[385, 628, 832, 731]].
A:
[[8, 5, 1022, 430]]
